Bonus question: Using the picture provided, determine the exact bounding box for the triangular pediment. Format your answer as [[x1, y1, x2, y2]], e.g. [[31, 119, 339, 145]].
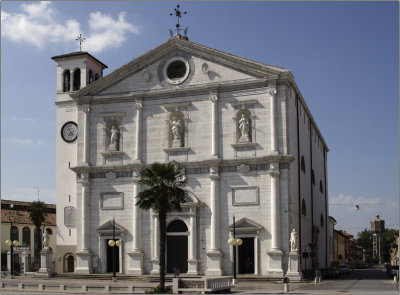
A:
[[73, 38, 289, 99], [228, 217, 264, 233], [96, 220, 127, 235]]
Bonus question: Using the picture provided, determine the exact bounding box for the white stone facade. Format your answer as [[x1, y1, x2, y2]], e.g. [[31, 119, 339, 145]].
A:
[[53, 38, 329, 277]]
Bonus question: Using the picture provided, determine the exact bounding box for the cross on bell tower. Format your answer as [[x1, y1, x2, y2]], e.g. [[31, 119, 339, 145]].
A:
[[76, 33, 86, 51]]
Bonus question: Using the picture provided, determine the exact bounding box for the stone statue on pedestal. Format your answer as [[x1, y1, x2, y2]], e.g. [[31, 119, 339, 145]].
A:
[[290, 228, 298, 252]]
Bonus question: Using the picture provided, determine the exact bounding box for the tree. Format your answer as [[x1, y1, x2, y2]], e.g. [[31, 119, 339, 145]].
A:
[[28, 201, 47, 261], [136, 162, 192, 291], [356, 228, 398, 263]]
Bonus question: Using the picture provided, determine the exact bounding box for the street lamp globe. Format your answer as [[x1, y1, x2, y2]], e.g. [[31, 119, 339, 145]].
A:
[[12, 241, 19, 247], [236, 238, 243, 246], [115, 240, 122, 247], [5, 240, 12, 247], [108, 240, 115, 247]]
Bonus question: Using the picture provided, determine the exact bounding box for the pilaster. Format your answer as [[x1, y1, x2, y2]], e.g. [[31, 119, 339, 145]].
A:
[[206, 166, 223, 276], [127, 172, 144, 274], [267, 162, 283, 276], [210, 90, 219, 159], [83, 106, 90, 165], [268, 88, 278, 155], [134, 100, 142, 163]]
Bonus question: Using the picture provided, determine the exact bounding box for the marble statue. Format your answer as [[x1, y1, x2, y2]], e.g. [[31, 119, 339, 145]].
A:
[[290, 228, 298, 252], [170, 117, 182, 146], [43, 231, 49, 248], [108, 125, 119, 151], [238, 114, 250, 142]]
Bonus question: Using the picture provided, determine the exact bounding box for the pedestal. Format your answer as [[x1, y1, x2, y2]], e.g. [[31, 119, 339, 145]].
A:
[[187, 259, 198, 275], [172, 139, 182, 148], [127, 250, 144, 275], [36, 248, 53, 277], [21, 251, 29, 275], [267, 250, 284, 277], [205, 250, 223, 276], [150, 258, 160, 275], [75, 250, 92, 274], [286, 252, 302, 282]]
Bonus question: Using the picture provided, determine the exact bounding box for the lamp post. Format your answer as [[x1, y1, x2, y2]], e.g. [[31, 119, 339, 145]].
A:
[[108, 218, 121, 282], [227, 215, 242, 284], [6, 203, 19, 278]]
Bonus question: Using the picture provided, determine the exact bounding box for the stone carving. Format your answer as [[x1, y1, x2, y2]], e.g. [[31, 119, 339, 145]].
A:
[[142, 69, 150, 81], [43, 231, 49, 248], [108, 125, 119, 151], [290, 228, 298, 252], [238, 114, 250, 143], [170, 117, 182, 147]]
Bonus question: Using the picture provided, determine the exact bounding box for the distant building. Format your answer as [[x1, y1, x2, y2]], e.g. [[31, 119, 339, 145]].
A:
[[1, 200, 56, 273]]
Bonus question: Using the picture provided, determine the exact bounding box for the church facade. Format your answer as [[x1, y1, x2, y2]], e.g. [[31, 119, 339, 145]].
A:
[[53, 37, 329, 277]]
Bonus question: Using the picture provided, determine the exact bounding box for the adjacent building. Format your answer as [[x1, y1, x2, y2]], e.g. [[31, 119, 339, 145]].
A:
[[53, 35, 329, 276], [1, 200, 56, 273]]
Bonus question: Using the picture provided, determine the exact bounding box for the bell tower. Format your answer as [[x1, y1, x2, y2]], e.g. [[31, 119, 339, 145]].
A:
[[52, 51, 107, 274]]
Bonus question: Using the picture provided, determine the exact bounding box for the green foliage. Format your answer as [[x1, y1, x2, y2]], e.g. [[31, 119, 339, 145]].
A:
[[356, 228, 398, 263], [145, 285, 173, 294], [28, 201, 47, 229], [136, 162, 193, 289]]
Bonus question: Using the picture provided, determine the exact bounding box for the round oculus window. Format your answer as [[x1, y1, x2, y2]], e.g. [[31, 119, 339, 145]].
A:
[[163, 57, 190, 85]]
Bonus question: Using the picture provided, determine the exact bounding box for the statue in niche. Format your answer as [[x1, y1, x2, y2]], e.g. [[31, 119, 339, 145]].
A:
[[238, 113, 250, 143], [290, 228, 299, 253], [108, 125, 120, 151], [170, 117, 182, 147]]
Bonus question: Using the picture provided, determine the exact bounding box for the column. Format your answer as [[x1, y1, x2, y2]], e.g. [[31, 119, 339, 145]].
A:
[[206, 166, 223, 276], [150, 214, 160, 274], [83, 107, 90, 165], [134, 100, 142, 162], [76, 175, 92, 274], [187, 210, 198, 274], [210, 91, 219, 158], [127, 172, 144, 274], [268, 89, 278, 154], [267, 162, 284, 277]]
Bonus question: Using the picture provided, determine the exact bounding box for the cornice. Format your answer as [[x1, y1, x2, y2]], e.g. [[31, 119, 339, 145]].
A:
[[69, 154, 294, 174]]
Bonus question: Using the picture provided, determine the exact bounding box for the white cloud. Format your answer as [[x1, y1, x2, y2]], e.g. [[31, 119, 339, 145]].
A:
[[84, 11, 141, 53], [1, 2, 140, 52], [1, 2, 80, 49], [7, 137, 47, 146]]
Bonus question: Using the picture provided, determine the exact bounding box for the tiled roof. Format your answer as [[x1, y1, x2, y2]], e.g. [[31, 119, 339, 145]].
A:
[[1, 199, 56, 226]]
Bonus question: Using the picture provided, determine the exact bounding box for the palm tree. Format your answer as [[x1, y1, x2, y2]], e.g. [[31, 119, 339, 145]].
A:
[[28, 201, 47, 262], [136, 162, 192, 291]]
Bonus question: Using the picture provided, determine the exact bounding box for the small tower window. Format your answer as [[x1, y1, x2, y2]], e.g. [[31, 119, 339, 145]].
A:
[[301, 156, 306, 173], [73, 68, 81, 91], [320, 180, 324, 193], [88, 70, 94, 84], [63, 70, 70, 92], [320, 214, 324, 227], [301, 199, 307, 216], [95, 73, 99, 81]]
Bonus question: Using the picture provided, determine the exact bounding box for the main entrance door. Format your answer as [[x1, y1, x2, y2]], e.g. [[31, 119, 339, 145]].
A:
[[106, 239, 120, 273], [166, 220, 188, 274], [238, 237, 254, 274]]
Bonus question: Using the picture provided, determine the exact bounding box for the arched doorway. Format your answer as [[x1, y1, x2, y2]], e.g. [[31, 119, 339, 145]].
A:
[[166, 220, 188, 274], [64, 253, 75, 273]]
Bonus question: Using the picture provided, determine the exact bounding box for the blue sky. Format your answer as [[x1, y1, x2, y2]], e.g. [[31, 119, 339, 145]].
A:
[[1, 1, 398, 236]]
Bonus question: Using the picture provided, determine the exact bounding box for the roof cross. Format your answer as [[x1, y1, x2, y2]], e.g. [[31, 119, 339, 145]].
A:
[[76, 33, 86, 51], [170, 4, 187, 36]]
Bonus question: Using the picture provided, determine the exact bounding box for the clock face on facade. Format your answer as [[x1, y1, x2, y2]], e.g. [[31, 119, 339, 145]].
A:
[[61, 121, 78, 143]]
